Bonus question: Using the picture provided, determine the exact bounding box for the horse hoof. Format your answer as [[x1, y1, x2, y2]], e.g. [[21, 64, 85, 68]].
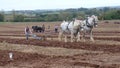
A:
[[91, 40, 95, 42], [83, 40, 86, 42], [90, 39, 95, 42], [70, 40, 73, 42], [77, 39, 81, 42]]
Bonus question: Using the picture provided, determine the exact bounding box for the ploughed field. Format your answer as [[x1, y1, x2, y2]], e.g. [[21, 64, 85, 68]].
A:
[[0, 20, 120, 68]]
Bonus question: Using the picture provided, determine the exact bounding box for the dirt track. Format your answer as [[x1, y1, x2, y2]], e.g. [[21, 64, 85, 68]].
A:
[[0, 21, 120, 68]]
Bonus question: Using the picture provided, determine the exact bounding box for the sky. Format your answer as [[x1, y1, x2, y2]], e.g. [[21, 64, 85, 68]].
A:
[[1, 0, 120, 11]]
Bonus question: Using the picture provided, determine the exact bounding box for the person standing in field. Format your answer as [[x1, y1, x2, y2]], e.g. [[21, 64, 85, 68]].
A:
[[42, 24, 45, 33], [48, 25, 50, 29], [25, 26, 32, 40], [54, 25, 59, 33]]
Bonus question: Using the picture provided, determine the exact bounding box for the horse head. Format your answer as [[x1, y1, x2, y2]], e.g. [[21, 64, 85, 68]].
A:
[[91, 15, 98, 27], [86, 15, 98, 28]]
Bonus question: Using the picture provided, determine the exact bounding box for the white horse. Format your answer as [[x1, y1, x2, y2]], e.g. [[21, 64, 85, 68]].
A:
[[58, 19, 82, 42], [80, 15, 98, 42]]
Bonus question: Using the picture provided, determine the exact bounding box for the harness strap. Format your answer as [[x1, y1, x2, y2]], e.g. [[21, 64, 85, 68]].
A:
[[86, 18, 92, 27], [66, 21, 70, 30], [66, 19, 75, 30], [86, 17, 96, 28]]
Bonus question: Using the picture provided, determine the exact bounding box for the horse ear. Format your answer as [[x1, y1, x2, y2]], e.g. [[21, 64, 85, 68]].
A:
[[63, 20, 65, 22], [95, 16, 99, 21], [95, 15, 97, 17], [91, 15, 95, 18], [72, 18, 75, 20]]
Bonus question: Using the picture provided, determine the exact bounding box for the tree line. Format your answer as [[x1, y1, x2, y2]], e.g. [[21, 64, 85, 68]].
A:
[[0, 7, 120, 22]]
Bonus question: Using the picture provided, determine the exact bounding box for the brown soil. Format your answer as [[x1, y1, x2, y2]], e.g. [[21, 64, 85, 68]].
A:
[[0, 21, 120, 68], [0, 50, 119, 68]]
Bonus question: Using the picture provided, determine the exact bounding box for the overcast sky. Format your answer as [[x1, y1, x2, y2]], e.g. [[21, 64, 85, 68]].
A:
[[1, 0, 120, 11]]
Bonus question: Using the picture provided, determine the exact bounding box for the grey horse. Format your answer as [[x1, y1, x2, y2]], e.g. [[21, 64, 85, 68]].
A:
[[58, 19, 82, 42], [80, 15, 99, 42]]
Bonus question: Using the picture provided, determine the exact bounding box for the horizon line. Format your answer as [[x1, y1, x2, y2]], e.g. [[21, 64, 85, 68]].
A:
[[1, 5, 120, 11]]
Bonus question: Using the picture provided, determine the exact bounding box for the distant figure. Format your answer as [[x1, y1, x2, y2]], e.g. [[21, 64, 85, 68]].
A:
[[48, 25, 50, 29], [25, 26, 32, 40], [54, 25, 59, 33], [42, 24, 45, 32]]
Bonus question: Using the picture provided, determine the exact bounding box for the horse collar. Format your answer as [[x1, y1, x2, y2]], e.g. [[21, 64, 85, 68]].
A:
[[66, 22, 70, 30], [86, 19, 92, 28]]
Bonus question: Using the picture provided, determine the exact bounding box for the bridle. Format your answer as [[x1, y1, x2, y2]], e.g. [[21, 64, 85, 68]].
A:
[[86, 17, 98, 28]]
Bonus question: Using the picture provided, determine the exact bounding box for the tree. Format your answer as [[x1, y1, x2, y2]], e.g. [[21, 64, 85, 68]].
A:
[[14, 15, 24, 22], [0, 13, 4, 22], [103, 10, 120, 20]]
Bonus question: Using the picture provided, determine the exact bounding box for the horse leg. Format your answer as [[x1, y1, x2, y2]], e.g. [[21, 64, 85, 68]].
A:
[[82, 31, 86, 42], [58, 31, 63, 41], [70, 32, 74, 42], [77, 32, 81, 42], [90, 30, 94, 42], [64, 35, 67, 42]]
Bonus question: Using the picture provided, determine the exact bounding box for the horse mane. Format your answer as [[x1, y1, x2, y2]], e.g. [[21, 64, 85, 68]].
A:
[[73, 19, 81, 27]]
